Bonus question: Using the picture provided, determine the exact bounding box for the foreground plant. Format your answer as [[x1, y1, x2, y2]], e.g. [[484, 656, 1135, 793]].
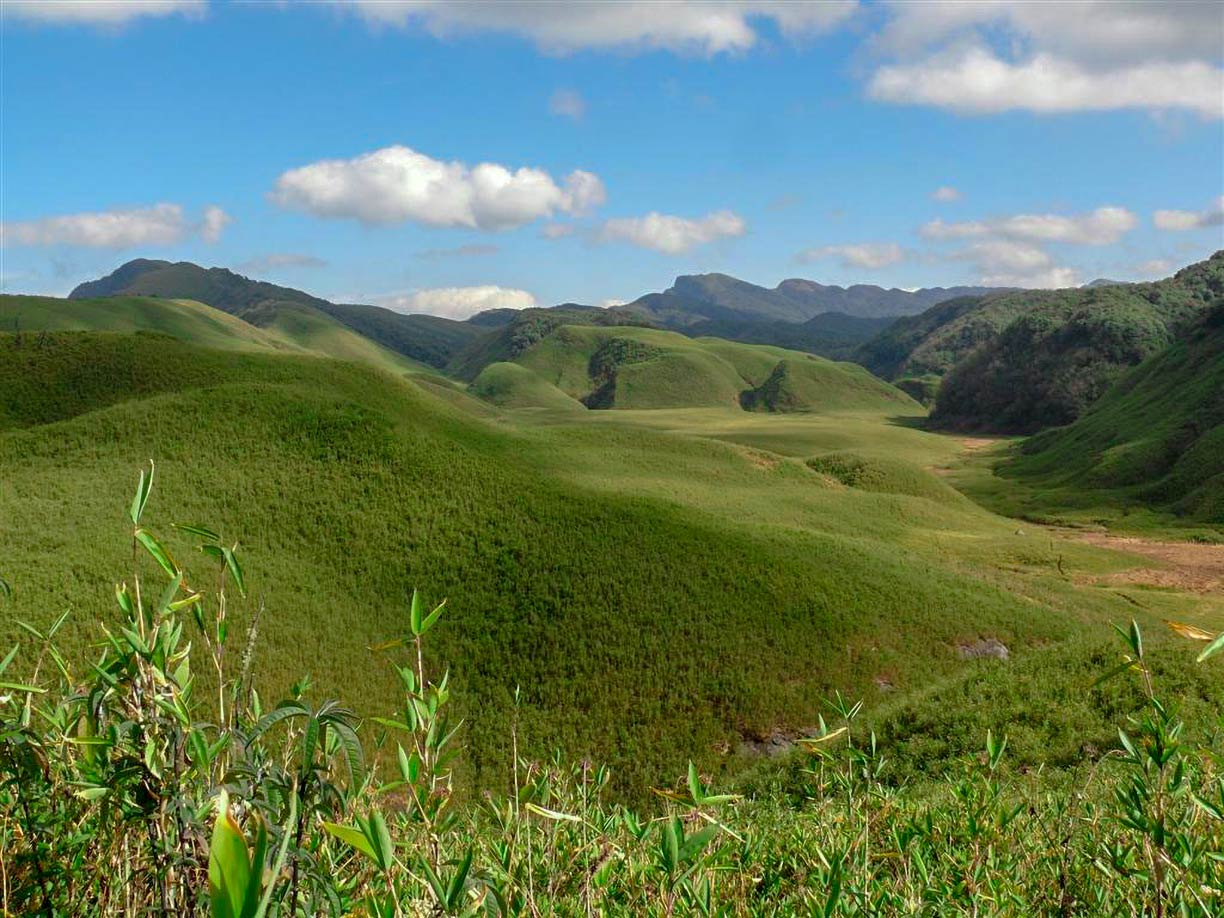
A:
[[0, 466, 1221, 916]]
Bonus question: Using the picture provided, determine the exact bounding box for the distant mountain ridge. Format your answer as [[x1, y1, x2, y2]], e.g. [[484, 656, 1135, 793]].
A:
[[617, 273, 1008, 325]]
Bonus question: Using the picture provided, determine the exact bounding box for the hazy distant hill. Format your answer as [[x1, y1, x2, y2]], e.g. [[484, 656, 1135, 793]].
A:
[[70, 259, 483, 368]]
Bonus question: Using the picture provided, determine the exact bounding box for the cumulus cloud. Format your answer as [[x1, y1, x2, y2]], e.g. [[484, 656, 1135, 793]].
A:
[[236, 253, 327, 274], [1153, 196, 1224, 231], [0, 203, 229, 248], [417, 243, 500, 259], [600, 210, 745, 254], [271, 145, 605, 231], [7, 0, 204, 26], [549, 88, 587, 120], [871, 48, 1223, 118], [372, 285, 537, 320], [951, 240, 1078, 289], [200, 205, 232, 243], [920, 206, 1137, 245], [339, 1, 858, 55], [797, 243, 906, 270], [868, 2, 1224, 118], [931, 185, 962, 202]]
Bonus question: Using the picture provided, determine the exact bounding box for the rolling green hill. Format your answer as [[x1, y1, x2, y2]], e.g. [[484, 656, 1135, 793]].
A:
[[70, 258, 484, 368], [458, 317, 915, 413], [0, 293, 292, 353], [986, 303, 1224, 526], [6, 328, 1211, 801], [2, 292, 431, 377]]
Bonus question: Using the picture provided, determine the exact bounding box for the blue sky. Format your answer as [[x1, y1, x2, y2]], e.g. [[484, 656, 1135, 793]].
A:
[[3, 1, 1222, 317]]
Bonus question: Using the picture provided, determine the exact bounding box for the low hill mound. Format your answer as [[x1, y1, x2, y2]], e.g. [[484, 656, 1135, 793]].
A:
[[476, 321, 915, 413], [469, 360, 584, 411]]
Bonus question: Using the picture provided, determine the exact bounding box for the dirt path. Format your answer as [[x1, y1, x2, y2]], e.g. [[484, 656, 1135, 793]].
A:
[[1074, 532, 1223, 594]]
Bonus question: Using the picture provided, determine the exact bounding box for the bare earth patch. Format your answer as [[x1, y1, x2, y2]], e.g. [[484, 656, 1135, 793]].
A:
[[1075, 532, 1223, 594]]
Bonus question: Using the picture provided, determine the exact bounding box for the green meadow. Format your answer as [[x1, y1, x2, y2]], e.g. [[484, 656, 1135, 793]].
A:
[[2, 304, 1220, 802]]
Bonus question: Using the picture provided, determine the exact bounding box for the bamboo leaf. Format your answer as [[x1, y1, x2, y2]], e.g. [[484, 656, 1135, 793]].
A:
[[135, 528, 178, 577], [1197, 631, 1224, 663]]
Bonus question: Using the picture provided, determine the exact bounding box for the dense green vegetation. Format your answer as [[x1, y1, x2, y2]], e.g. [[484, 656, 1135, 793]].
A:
[[962, 303, 1224, 528], [853, 252, 1221, 434], [2, 472, 1221, 915]]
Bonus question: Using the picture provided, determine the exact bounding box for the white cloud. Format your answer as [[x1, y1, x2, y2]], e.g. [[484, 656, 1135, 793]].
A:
[[931, 185, 962, 202], [797, 243, 906, 270], [236, 253, 327, 274], [597, 298, 627, 309], [372, 285, 538, 320], [271, 145, 605, 231], [200, 205, 232, 243], [339, 1, 858, 55], [7, 0, 204, 26], [868, 3, 1224, 118], [952, 240, 1078, 288], [0, 203, 228, 248], [600, 210, 745, 254], [1153, 196, 1224, 231], [549, 88, 587, 120], [870, 47, 1223, 119], [920, 206, 1137, 245]]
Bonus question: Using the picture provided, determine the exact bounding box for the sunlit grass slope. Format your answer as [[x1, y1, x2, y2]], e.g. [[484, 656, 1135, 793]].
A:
[[2, 331, 1219, 798], [240, 299, 434, 376], [0, 293, 432, 378], [0, 293, 291, 352]]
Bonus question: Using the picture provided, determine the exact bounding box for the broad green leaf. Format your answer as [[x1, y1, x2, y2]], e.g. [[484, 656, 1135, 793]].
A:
[[420, 598, 446, 635], [135, 528, 178, 577], [525, 803, 583, 822], [322, 821, 377, 862], [222, 546, 246, 597], [1197, 631, 1224, 663], [176, 522, 221, 542], [410, 588, 424, 636], [209, 790, 252, 918]]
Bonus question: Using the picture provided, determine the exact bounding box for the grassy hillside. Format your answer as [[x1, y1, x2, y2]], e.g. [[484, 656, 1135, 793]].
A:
[[239, 299, 433, 375], [0, 293, 292, 353], [6, 329, 1216, 802], [461, 318, 915, 414], [970, 304, 1224, 528], [70, 258, 483, 368], [469, 360, 585, 410]]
